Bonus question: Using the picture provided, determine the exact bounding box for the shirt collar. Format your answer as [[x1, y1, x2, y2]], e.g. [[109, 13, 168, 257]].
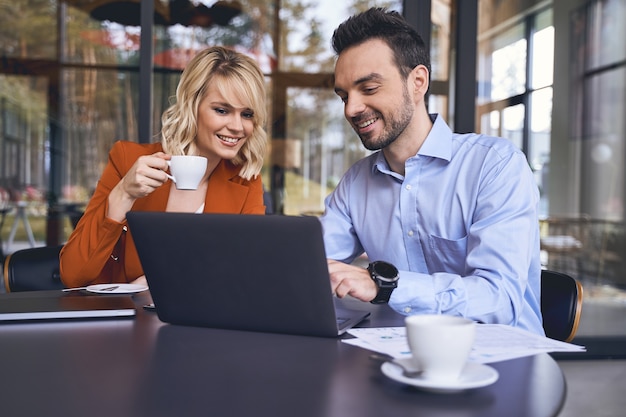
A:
[[372, 151, 391, 174], [416, 113, 452, 162], [372, 113, 453, 175]]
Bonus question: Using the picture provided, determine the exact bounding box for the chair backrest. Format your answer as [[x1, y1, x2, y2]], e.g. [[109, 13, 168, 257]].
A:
[[3, 245, 65, 292], [541, 269, 583, 342]]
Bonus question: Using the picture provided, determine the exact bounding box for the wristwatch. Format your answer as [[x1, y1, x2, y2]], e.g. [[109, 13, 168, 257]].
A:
[[367, 261, 399, 304]]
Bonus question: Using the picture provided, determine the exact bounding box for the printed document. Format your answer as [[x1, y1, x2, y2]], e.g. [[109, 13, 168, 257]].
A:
[[344, 324, 586, 363]]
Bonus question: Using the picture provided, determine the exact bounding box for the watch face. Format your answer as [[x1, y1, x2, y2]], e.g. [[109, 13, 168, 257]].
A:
[[372, 261, 398, 279]]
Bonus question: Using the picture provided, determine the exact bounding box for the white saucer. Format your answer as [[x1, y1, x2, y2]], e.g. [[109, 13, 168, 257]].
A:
[[381, 358, 499, 393], [86, 284, 148, 294]]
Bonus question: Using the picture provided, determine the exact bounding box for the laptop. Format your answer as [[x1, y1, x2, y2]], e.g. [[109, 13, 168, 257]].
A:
[[0, 292, 136, 322], [127, 212, 370, 337]]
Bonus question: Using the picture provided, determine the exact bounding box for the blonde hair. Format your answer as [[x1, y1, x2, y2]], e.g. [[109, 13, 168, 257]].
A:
[[160, 46, 267, 180]]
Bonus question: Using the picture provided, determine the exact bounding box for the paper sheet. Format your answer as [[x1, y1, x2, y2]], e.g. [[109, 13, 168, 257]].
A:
[[344, 324, 586, 364]]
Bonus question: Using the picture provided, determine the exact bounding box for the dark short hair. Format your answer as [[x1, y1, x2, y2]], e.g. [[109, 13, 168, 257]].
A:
[[331, 7, 431, 80]]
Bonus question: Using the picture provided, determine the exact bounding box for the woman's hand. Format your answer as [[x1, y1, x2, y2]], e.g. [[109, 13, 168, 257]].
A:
[[107, 152, 171, 222], [119, 152, 171, 199]]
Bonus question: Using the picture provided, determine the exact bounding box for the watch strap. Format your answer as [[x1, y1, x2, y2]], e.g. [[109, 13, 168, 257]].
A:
[[371, 285, 396, 304], [368, 261, 399, 304]]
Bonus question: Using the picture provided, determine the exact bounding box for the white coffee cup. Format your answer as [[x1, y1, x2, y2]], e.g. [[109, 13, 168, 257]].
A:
[[405, 314, 476, 383], [166, 155, 207, 190]]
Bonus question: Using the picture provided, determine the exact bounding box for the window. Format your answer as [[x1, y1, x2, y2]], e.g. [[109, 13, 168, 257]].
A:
[[0, 0, 405, 246], [271, 0, 403, 215], [477, 7, 553, 218], [568, 0, 626, 339]]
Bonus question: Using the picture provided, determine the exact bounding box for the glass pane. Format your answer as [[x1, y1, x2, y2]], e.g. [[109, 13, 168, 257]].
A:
[[480, 110, 500, 138], [0, 75, 49, 248], [581, 68, 625, 220], [431, 0, 451, 81], [568, 0, 626, 339], [579, 66, 626, 334], [583, 0, 626, 71], [279, 0, 402, 73], [62, 67, 182, 192], [529, 87, 552, 217], [64, 2, 143, 65], [502, 104, 524, 149], [154, 1, 278, 73], [531, 22, 554, 89], [64, 1, 278, 72], [281, 87, 369, 215], [491, 37, 526, 100], [63, 68, 135, 196], [0, 0, 57, 59], [478, 23, 526, 103]]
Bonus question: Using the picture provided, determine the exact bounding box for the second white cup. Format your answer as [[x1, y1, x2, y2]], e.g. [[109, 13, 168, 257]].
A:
[[405, 314, 476, 383], [166, 155, 207, 190]]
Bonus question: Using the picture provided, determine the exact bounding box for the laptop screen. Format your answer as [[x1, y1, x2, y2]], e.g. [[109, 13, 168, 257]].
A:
[[127, 212, 369, 337]]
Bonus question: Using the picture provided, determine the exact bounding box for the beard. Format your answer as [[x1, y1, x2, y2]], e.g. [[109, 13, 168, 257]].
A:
[[355, 86, 414, 151]]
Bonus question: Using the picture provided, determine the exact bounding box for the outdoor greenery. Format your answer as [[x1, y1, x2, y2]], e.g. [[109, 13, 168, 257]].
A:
[[1, 214, 46, 242], [1, 214, 75, 243], [1, 0, 398, 212]]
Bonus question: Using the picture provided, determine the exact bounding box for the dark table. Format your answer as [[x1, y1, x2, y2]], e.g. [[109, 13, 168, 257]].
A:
[[0, 291, 566, 417]]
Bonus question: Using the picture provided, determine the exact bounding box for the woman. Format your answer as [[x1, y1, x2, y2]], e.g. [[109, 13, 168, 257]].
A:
[[60, 46, 268, 288]]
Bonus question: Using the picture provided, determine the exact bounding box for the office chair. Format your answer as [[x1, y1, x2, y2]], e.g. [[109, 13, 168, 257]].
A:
[[3, 245, 65, 292], [541, 269, 583, 342]]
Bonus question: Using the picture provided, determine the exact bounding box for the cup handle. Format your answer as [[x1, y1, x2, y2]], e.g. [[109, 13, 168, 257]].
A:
[[165, 161, 176, 183]]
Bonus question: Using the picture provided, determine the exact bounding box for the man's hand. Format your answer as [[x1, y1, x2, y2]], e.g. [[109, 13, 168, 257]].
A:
[[327, 259, 377, 302]]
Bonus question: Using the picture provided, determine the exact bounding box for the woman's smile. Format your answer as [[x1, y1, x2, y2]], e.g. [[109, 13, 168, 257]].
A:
[[217, 134, 243, 146]]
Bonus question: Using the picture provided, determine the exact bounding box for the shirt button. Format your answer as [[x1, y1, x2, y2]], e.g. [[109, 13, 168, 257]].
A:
[[406, 184, 412, 190], [403, 307, 412, 313], [408, 230, 414, 237]]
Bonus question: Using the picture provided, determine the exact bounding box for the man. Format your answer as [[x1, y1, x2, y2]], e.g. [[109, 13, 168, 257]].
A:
[[321, 8, 544, 335]]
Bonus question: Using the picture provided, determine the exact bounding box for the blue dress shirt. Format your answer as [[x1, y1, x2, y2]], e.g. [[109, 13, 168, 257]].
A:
[[320, 114, 544, 335]]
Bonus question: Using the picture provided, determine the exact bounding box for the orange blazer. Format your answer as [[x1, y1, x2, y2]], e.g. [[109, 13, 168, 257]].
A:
[[60, 141, 265, 287]]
